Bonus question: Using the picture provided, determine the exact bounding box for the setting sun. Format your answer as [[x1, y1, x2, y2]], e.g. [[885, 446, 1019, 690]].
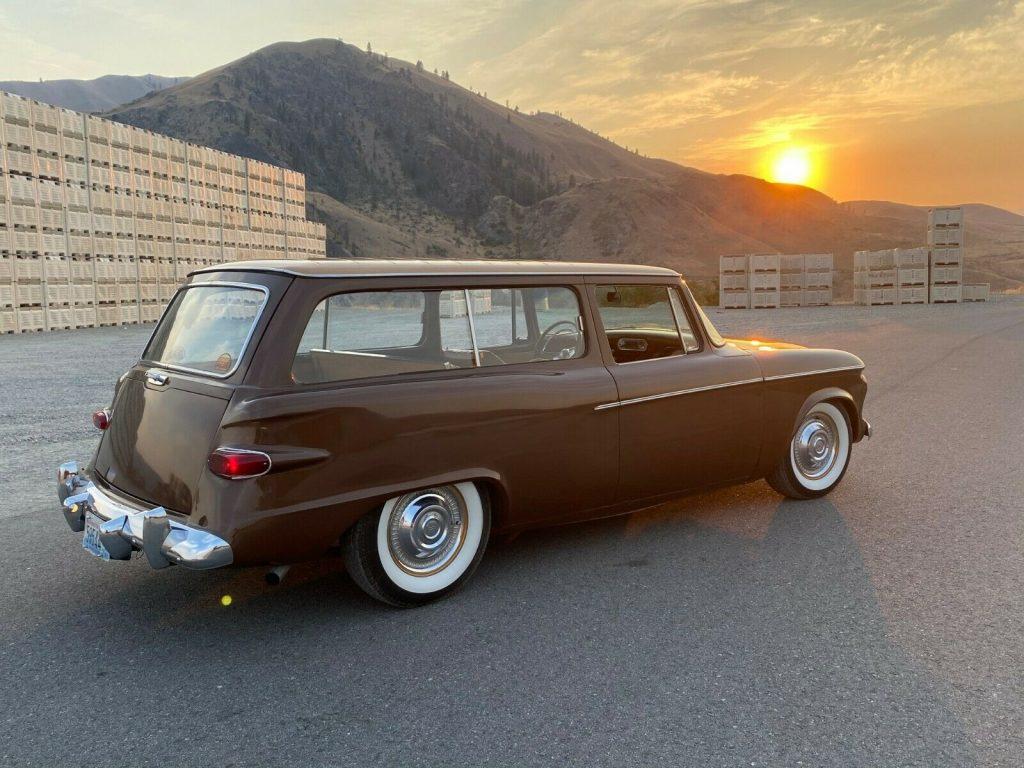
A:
[[770, 147, 812, 185]]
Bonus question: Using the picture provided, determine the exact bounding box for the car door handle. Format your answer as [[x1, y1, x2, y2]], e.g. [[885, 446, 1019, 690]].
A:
[[146, 370, 169, 388]]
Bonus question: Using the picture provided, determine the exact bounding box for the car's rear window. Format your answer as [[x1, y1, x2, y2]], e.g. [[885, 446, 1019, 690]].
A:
[[144, 284, 268, 376]]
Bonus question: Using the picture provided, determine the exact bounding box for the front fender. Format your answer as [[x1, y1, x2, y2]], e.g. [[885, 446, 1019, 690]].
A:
[[756, 364, 869, 478]]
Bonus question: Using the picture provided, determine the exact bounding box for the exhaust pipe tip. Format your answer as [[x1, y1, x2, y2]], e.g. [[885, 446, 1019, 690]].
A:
[[265, 565, 291, 586]]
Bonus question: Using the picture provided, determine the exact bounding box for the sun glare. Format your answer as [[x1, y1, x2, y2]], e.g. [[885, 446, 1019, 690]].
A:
[[770, 147, 812, 185]]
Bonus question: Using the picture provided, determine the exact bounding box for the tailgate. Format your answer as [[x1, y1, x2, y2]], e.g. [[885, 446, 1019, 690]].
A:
[[92, 275, 287, 514]]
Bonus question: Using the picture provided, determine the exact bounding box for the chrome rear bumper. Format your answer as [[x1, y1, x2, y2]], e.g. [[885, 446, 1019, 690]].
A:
[[58, 461, 232, 570]]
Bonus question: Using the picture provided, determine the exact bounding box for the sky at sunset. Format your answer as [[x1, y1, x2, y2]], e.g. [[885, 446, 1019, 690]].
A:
[[2, 0, 1021, 211]]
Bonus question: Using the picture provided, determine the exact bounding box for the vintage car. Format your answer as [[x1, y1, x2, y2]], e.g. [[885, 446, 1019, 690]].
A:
[[58, 260, 870, 606]]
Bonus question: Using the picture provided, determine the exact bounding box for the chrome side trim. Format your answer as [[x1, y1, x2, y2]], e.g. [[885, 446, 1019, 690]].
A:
[[762, 364, 864, 382], [140, 281, 271, 380], [595, 377, 763, 411]]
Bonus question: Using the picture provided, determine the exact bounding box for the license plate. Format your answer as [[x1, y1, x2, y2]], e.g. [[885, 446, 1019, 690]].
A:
[[82, 513, 110, 560]]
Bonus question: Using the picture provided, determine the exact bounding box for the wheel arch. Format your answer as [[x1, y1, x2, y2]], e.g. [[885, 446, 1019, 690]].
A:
[[336, 467, 509, 537], [796, 387, 863, 441]]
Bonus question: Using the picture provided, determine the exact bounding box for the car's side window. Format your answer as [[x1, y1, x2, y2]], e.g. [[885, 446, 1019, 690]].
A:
[[292, 285, 585, 383], [297, 291, 427, 354], [467, 286, 585, 367], [439, 290, 476, 360], [595, 284, 694, 364], [293, 290, 474, 384]]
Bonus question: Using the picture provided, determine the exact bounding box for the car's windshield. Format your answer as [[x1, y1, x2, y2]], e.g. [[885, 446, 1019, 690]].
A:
[[144, 284, 267, 376]]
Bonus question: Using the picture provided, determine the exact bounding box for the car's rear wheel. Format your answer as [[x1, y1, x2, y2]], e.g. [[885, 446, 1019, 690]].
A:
[[766, 401, 851, 500], [343, 481, 490, 607]]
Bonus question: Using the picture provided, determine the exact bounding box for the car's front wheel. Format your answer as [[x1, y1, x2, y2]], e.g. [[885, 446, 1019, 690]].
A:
[[766, 401, 852, 499], [343, 482, 490, 607]]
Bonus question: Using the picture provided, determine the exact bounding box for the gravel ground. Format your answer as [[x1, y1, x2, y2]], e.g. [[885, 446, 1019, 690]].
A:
[[0, 298, 1022, 767]]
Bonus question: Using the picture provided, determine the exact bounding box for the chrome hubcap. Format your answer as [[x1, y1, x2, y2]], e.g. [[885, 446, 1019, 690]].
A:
[[387, 487, 466, 575], [792, 412, 839, 480]]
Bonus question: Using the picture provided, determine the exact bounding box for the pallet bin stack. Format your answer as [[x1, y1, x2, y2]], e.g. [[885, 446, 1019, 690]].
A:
[[779, 254, 804, 307], [719, 252, 833, 309], [718, 255, 749, 308], [1, 90, 327, 334], [803, 253, 834, 306], [853, 249, 898, 306], [749, 254, 780, 308], [895, 247, 928, 304], [928, 207, 963, 304], [0, 183, 10, 332]]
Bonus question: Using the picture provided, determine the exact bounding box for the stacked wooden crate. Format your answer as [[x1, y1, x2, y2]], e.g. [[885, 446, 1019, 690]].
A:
[[854, 249, 898, 306], [962, 284, 990, 302], [749, 254, 780, 308], [718, 255, 749, 308], [895, 247, 928, 304], [0, 180, 11, 330], [779, 254, 804, 307], [803, 253, 834, 306], [928, 207, 963, 304], [1, 89, 327, 333]]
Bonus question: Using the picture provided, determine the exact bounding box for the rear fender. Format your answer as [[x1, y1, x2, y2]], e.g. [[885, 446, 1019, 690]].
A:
[[225, 466, 508, 566]]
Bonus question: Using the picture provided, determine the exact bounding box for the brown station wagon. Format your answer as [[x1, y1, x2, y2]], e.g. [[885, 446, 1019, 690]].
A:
[[58, 259, 870, 606]]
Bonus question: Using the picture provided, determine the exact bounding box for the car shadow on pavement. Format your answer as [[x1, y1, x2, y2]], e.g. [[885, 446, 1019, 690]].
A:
[[2, 487, 977, 767]]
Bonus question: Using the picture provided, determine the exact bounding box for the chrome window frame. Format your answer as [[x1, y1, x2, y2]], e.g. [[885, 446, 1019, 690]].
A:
[[683, 281, 726, 348], [141, 281, 271, 380], [668, 284, 703, 354]]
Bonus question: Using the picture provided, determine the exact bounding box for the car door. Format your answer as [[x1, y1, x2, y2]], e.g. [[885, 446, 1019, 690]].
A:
[[589, 280, 763, 503]]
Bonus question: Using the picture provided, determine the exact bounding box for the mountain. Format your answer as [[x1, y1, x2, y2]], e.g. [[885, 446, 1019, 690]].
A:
[[102, 39, 1023, 291], [1, 74, 187, 113]]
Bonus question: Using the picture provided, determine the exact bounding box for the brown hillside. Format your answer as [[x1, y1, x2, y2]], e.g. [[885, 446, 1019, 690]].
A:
[[103, 38, 1024, 291]]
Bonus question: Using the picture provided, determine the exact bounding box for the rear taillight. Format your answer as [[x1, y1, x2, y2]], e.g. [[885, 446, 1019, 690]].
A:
[[208, 448, 272, 480], [92, 409, 111, 430]]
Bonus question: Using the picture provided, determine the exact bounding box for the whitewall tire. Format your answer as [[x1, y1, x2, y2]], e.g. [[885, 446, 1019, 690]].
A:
[[767, 401, 852, 499], [344, 482, 490, 607]]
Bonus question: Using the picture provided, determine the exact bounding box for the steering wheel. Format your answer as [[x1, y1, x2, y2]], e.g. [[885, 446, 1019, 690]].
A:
[[537, 319, 581, 360]]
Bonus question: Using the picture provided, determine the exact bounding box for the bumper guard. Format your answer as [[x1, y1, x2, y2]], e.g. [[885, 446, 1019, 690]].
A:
[[58, 461, 232, 570]]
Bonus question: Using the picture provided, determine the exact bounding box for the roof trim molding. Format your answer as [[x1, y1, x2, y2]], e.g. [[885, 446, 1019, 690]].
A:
[[192, 259, 681, 279]]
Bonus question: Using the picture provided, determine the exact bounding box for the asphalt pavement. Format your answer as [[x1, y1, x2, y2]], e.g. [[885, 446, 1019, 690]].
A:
[[1, 299, 1022, 767]]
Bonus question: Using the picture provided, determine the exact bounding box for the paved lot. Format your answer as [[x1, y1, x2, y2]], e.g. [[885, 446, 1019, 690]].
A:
[[1, 299, 1022, 767]]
